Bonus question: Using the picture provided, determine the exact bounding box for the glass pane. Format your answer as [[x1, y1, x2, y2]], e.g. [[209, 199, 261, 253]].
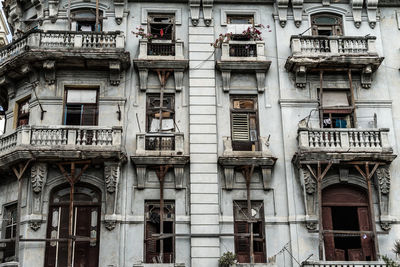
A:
[[67, 90, 97, 104], [315, 16, 338, 25], [233, 99, 254, 110]]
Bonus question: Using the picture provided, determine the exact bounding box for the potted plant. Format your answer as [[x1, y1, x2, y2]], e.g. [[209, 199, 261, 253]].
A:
[[218, 251, 237, 267], [211, 24, 270, 48]]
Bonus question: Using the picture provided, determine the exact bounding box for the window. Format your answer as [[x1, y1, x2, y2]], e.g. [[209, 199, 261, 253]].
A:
[[320, 89, 354, 128], [233, 201, 265, 263], [64, 88, 98, 126], [148, 14, 175, 41], [146, 94, 175, 133], [227, 15, 254, 25], [230, 96, 259, 151], [311, 13, 343, 36], [145, 201, 175, 263], [72, 9, 103, 32], [322, 185, 375, 261], [16, 97, 30, 127], [2, 203, 17, 263]]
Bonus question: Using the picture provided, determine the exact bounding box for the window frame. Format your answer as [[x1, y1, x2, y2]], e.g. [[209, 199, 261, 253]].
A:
[[311, 13, 343, 36], [147, 14, 176, 41], [227, 14, 254, 25], [146, 94, 175, 133], [1, 202, 17, 263], [63, 87, 99, 126], [14, 96, 30, 128], [230, 96, 259, 151], [71, 8, 103, 32]]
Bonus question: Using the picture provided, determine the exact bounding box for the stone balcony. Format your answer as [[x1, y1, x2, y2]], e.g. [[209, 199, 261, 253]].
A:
[[0, 125, 125, 169], [216, 41, 271, 92], [285, 35, 383, 88], [301, 261, 388, 267], [134, 39, 188, 92], [294, 128, 395, 163], [0, 30, 130, 87], [131, 133, 189, 189], [218, 136, 277, 190]]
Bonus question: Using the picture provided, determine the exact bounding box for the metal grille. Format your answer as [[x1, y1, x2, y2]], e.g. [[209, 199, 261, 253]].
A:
[[145, 135, 175, 151], [147, 43, 175, 56], [229, 44, 257, 57]]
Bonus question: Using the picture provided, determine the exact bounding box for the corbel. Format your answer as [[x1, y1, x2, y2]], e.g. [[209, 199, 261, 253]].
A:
[[43, 60, 56, 85], [299, 167, 318, 231], [136, 165, 146, 189], [221, 70, 231, 92], [295, 65, 306, 88], [138, 69, 148, 91], [30, 162, 47, 214], [189, 0, 201, 26], [223, 166, 234, 190], [174, 165, 184, 189], [109, 61, 121, 86], [366, 0, 378, 29], [255, 70, 266, 93], [8, 0, 22, 31], [48, 0, 60, 22], [322, 0, 330, 6], [277, 0, 289, 28], [31, 0, 44, 19], [104, 162, 120, 215], [174, 70, 184, 92], [114, 0, 124, 25], [202, 0, 213, 26], [351, 0, 363, 28], [0, 75, 15, 99], [260, 166, 272, 190], [292, 0, 304, 28], [361, 65, 372, 89], [374, 165, 391, 231]]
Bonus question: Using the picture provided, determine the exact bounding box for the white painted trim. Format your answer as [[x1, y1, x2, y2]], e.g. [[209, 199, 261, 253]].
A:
[[141, 7, 182, 25], [220, 9, 261, 26]]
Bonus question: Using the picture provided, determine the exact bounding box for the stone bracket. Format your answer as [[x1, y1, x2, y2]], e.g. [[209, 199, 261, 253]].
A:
[[43, 60, 56, 85], [174, 70, 184, 92], [277, 0, 289, 28], [138, 69, 148, 91], [366, 0, 378, 29], [260, 166, 272, 190], [256, 71, 266, 92], [48, 0, 60, 21], [295, 65, 306, 88], [114, 0, 125, 25], [136, 165, 186, 190], [221, 70, 231, 92], [351, 0, 363, 28], [189, 0, 201, 26], [104, 162, 120, 215], [109, 61, 121, 86], [292, 0, 304, 28], [298, 167, 318, 232], [223, 167, 235, 190], [31, 162, 48, 214], [202, 0, 213, 26], [361, 65, 372, 89], [174, 165, 185, 189]]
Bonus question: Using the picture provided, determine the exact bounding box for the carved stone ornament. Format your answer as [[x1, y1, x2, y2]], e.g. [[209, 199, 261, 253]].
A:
[[366, 0, 378, 29], [105, 220, 117, 231], [380, 221, 391, 231], [31, 163, 47, 193], [105, 163, 120, 193], [303, 168, 316, 194], [306, 221, 317, 231], [376, 166, 390, 194], [202, 0, 213, 26], [277, 0, 289, 28], [351, 0, 363, 28], [292, 0, 304, 28], [189, 0, 201, 26], [29, 220, 41, 231], [114, 0, 124, 25]]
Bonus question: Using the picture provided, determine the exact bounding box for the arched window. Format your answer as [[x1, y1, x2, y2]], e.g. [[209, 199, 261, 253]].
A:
[[322, 185, 375, 261], [44, 184, 101, 267], [311, 13, 343, 36]]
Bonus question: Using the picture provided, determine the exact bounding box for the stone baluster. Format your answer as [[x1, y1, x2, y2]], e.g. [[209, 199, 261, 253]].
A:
[[82, 130, 87, 145]]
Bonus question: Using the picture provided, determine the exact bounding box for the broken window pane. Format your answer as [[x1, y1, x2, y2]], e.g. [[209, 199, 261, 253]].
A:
[[322, 91, 350, 108]]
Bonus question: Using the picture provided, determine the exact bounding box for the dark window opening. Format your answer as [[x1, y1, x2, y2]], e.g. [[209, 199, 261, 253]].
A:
[[64, 88, 98, 126], [311, 13, 343, 36], [16, 97, 30, 127], [72, 9, 103, 32], [233, 201, 266, 263], [148, 14, 175, 41], [145, 202, 175, 263], [1, 203, 17, 263], [230, 97, 259, 151], [227, 15, 254, 25]]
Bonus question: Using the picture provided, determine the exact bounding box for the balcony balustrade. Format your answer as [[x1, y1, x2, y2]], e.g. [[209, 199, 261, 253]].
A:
[[138, 39, 184, 60], [136, 133, 184, 156], [297, 128, 392, 154], [0, 125, 123, 167], [285, 35, 383, 88], [221, 41, 265, 61]]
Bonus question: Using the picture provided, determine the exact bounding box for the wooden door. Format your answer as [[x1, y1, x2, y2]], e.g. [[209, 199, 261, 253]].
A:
[[322, 206, 335, 261], [358, 207, 374, 260], [235, 221, 250, 263]]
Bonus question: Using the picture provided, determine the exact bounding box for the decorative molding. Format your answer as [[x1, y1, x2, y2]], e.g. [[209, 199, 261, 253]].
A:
[[105, 220, 117, 231], [174, 166, 185, 189], [220, 9, 260, 26], [306, 221, 317, 231], [189, 0, 201, 26], [174, 70, 184, 92], [255, 71, 266, 93], [366, 0, 378, 28], [104, 163, 120, 193], [277, 0, 289, 27], [141, 7, 182, 25], [295, 65, 306, 88], [351, 0, 363, 28], [221, 71, 231, 92], [292, 0, 304, 28], [31, 162, 47, 194], [48, 0, 60, 21], [43, 60, 56, 85], [109, 61, 121, 86], [376, 166, 390, 195], [223, 167, 235, 190], [29, 220, 42, 231], [260, 166, 272, 190], [303, 168, 316, 194], [114, 0, 124, 25], [361, 65, 372, 89], [136, 166, 147, 189], [202, 0, 214, 26]]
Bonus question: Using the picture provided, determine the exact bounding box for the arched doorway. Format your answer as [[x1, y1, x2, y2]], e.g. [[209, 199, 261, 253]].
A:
[[322, 184, 375, 261], [44, 184, 101, 267]]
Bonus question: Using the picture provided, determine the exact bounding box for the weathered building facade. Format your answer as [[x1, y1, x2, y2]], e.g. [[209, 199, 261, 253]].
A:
[[0, 0, 399, 266]]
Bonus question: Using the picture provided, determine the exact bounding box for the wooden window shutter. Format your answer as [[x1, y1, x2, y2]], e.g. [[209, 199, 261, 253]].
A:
[[234, 221, 250, 263], [232, 113, 249, 141], [357, 207, 374, 260], [322, 207, 336, 261], [145, 222, 159, 263]]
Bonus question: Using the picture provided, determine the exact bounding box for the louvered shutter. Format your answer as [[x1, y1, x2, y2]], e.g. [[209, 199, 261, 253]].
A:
[[232, 113, 249, 141], [322, 207, 336, 260], [234, 221, 250, 263]]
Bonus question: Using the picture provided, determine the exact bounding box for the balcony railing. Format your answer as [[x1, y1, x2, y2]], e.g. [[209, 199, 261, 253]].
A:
[[0, 125, 122, 157], [0, 30, 126, 65], [301, 261, 388, 267], [298, 128, 392, 153], [136, 133, 184, 156], [221, 41, 266, 61], [138, 39, 184, 60], [290, 36, 377, 57]]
